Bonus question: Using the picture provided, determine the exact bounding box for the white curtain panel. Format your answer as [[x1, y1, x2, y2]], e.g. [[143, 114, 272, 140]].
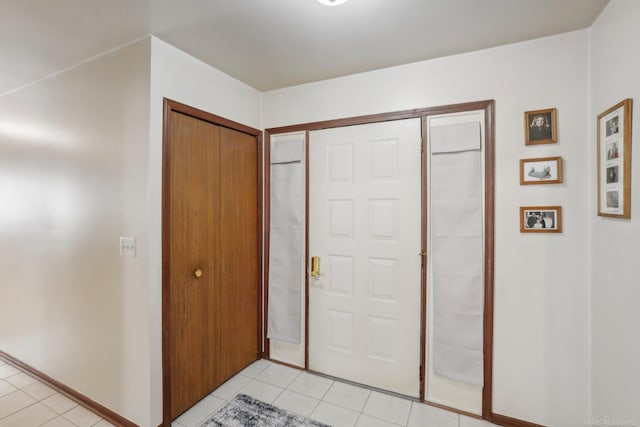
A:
[[430, 122, 484, 386], [268, 138, 305, 344]]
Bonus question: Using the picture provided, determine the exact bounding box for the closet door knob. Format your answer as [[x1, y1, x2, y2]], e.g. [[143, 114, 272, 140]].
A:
[[194, 269, 203, 278]]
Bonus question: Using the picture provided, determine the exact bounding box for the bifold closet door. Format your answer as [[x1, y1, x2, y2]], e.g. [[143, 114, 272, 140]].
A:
[[308, 118, 422, 397], [218, 126, 259, 378], [167, 111, 258, 419]]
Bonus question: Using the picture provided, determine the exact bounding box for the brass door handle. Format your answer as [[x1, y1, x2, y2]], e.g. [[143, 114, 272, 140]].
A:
[[194, 269, 203, 278], [310, 256, 320, 277]]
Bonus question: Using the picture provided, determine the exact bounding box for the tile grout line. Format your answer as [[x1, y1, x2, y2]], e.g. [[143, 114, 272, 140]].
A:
[[0, 357, 107, 427], [0, 389, 42, 420], [406, 401, 416, 427], [2, 377, 85, 427], [286, 383, 324, 421], [356, 389, 375, 426], [185, 360, 480, 427], [320, 385, 371, 414], [316, 376, 334, 402]]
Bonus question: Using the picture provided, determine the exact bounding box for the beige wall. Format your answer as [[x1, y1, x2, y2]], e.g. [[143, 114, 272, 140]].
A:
[[0, 38, 152, 425], [2, 3, 639, 425], [590, 1, 640, 426], [0, 34, 264, 426], [263, 30, 591, 427], [148, 36, 263, 425]]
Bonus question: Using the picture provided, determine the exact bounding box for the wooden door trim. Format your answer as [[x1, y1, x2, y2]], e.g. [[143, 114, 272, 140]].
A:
[[483, 100, 496, 421], [263, 134, 271, 360], [304, 130, 310, 370], [264, 99, 496, 421], [261, 129, 310, 367], [161, 98, 263, 426], [419, 115, 429, 401]]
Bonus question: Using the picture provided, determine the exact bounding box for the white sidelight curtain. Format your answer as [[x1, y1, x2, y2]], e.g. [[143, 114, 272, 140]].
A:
[[430, 122, 484, 386], [268, 136, 305, 344]]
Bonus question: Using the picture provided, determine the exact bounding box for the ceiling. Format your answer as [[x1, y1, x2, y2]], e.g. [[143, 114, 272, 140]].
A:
[[0, 0, 609, 94]]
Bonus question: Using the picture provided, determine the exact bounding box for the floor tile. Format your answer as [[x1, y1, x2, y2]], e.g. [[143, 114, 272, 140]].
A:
[[0, 366, 19, 380], [408, 401, 459, 427], [273, 390, 319, 417], [356, 413, 404, 427], [255, 363, 301, 388], [362, 391, 412, 425], [211, 374, 251, 400], [0, 381, 17, 399], [41, 393, 78, 414], [311, 401, 359, 427], [322, 381, 371, 412], [0, 390, 36, 419], [171, 422, 186, 427], [287, 372, 334, 400], [94, 419, 116, 426], [239, 379, 283, 404], [0, 402, 57, 427], [460, 414, 498, 427], [175, 393, 225, 427], [21, 381, 56, 400], [61, 405, 101, 427], [40, 416, 78, 427], [238, 359, 271, 378], [4, 372, 38, 389]]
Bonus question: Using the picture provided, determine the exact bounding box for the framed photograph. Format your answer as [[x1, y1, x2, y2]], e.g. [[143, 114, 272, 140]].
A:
[[520, 156, 563, 185], [520, 206, 562, 233], [524, 108, 557, 145], [597, 98, 633, 218]]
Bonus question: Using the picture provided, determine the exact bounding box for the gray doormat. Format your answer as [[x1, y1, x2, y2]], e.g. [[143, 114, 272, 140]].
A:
[[201, 394, 330, 427]]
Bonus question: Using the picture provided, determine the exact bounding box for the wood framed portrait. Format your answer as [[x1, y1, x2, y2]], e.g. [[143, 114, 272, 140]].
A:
[[524, 108, 557, 145], [520, 206, 562, 233], [597, 98, 632, 218], [520, 156, 563, 185]]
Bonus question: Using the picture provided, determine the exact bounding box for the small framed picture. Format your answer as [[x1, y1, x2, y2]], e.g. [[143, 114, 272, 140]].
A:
[[520, 206, 562, 233], [520, 156, 563, 185], [597, 99, 633, 218], [524, 108, 557, 145]]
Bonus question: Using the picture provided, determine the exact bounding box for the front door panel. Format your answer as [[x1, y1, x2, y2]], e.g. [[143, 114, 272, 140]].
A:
[[308, 118, 422, 397]]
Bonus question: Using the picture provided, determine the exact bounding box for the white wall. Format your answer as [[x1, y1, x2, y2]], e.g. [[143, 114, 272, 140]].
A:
[[4, 11, 636, 426], [148, 36, 263, 426], [263, 31, 591, 427], [0, 34, 264, 427], [0, 39, 152, 425], [590, 1, 640, 426]]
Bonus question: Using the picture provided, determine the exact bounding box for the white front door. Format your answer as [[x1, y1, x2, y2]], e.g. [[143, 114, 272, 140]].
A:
[[308, 118, 422, 397]]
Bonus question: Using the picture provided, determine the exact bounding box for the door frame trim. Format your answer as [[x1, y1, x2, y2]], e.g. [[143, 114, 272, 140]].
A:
[[263, 99, 495, 420], [161, 98, 263, 426]]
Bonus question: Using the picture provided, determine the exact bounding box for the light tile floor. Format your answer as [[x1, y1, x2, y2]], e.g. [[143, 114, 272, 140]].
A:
[[173, 359, 500, 427], [0, 358, 114, 427]]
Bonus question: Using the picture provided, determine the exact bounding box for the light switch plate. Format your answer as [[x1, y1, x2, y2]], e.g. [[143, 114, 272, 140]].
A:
[[120, 237, 136, 257]]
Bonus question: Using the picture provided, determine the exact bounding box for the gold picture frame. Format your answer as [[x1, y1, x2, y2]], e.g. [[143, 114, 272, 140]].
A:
[[597, 99, 633, 218], [520, 206, 562, 233], [520, 156, 563, 185], [524, 108, 557, 145]]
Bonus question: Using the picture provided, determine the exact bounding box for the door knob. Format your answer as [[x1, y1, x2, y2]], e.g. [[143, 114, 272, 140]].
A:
[[194, 268, 203, 278]]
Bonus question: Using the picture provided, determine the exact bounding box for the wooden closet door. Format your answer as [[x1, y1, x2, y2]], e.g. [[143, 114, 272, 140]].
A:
[[168, 111, 223, 419], [166, 110, 259, 421], [219, 126, 259, 377]]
